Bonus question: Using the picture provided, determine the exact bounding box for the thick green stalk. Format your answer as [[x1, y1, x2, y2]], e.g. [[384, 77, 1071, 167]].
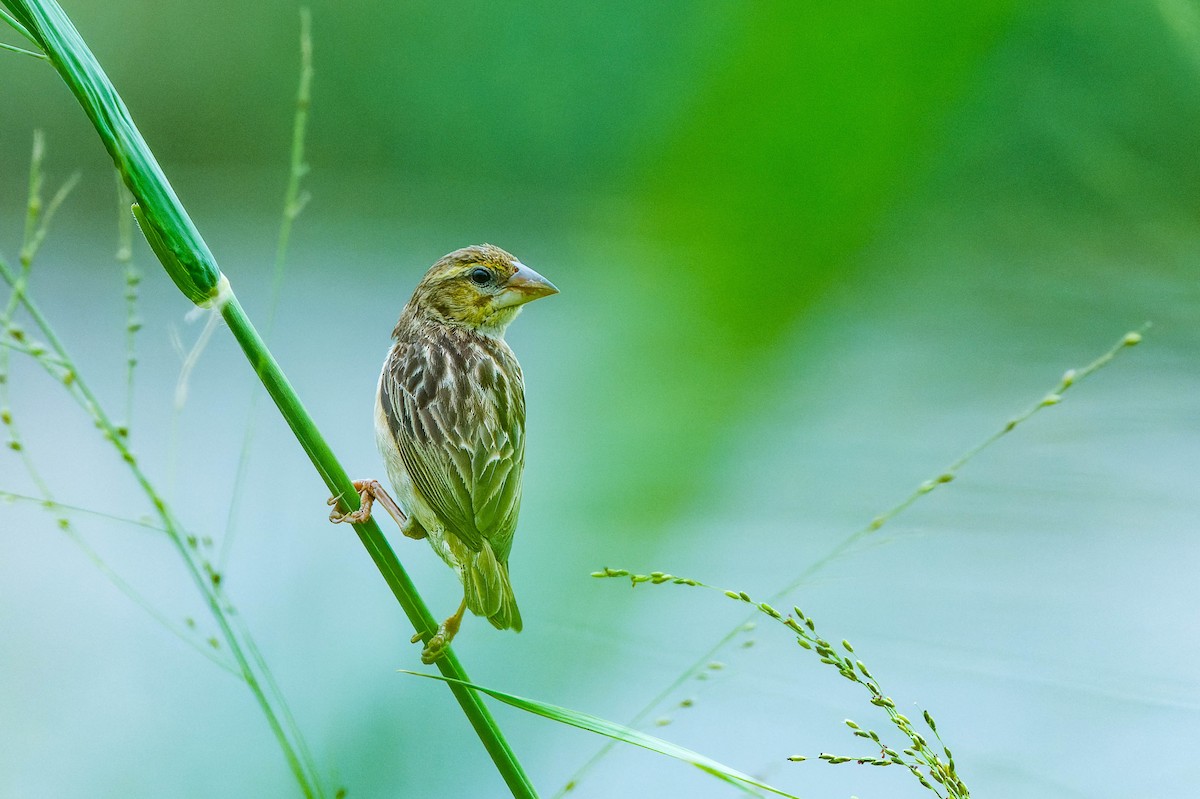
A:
[[3, 0, 536, 795]]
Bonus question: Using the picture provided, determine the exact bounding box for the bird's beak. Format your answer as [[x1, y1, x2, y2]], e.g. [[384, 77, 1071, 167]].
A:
[[496, 262, 559, 308]]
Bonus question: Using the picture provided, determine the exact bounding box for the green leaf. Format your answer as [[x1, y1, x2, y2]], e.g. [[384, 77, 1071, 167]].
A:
[[400, 670, 803, 799], [6, 0, 221, 305]]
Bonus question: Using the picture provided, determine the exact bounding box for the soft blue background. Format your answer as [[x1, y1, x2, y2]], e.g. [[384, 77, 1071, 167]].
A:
[[1, 1, 1197, 797]]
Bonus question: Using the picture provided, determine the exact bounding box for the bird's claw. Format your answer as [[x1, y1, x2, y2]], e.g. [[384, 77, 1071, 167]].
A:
[[327, 480, 376, 525], [328, 505, 370, 524], [412, 608, 464, 664], [418, 630, 451, 664]]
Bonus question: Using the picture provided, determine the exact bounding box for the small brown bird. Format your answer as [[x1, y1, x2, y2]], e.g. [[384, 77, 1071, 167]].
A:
[[329, 244, 557, 663]]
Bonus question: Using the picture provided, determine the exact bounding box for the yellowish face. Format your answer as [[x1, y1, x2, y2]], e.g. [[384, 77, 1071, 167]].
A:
[[410, 245, 558, 332]]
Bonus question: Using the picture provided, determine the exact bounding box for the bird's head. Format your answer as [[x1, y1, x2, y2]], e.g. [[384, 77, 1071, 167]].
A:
[[404, 244, 558, 337]]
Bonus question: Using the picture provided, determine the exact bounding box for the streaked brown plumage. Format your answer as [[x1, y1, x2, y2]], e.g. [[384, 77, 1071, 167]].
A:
[[330, 244, 557, 663]]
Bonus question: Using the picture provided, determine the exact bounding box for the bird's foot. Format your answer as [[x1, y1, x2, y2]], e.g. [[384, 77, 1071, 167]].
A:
[[412, 601, 466, 664], [327, 479, 377, 524], [328, 479, 409, 529]]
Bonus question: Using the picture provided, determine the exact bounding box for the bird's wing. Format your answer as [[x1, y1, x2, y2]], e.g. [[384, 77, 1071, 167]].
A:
[[380, 337, 525, 558]]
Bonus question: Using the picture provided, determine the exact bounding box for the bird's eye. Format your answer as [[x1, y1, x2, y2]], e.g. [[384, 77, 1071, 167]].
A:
[[468, 267, 492, 285]]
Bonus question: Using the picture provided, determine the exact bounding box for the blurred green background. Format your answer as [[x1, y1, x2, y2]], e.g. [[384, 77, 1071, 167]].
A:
[[1, 1, 1198, 797]]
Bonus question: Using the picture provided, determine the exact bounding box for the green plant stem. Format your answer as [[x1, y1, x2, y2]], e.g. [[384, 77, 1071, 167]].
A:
[[1, 3, 37, 44], [3, 1, 536, 794], [0, 489, 242, 675], [0, 489, 164, 533], [0, 132, 73, 502], [0, 39, 45, 57], [219, 6, 312, 571], [115, 172, 139, 435], [593, 570, 968, 797], [268, 7, 313, 332]]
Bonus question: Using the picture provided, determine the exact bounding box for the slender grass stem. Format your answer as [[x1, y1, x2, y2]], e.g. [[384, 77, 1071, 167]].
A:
[[0, 38, 45, 57], [0, 132, 70, 500], [0, 3, 37, 45], [0, 370, 52, 495], [219, 6, 313, 572], [115, 173, 140, 437], [21, 169, 80, 270], [29, 500, 243, 676], [594, 570, 970, 796], [561, 328, 1146, 796], [21, 129, 44, 255], [0, 489, 165, 533], [268, 7, 314, 331], [0, 496, 242, 676]]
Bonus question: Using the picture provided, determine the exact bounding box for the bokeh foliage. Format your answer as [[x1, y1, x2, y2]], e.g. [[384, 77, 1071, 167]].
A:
[[1, 1, 1021, 526], [3, 1, 1199, 797]]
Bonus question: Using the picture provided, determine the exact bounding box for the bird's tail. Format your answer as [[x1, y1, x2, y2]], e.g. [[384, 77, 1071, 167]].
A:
[[463, 539, 523, 632]]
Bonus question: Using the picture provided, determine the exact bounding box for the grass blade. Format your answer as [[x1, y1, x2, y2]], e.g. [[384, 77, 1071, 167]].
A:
[[400, 671, 803, 799]]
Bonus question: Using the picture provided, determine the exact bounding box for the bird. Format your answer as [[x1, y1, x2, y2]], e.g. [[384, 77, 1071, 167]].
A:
[[328, 244, 558, 664]]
